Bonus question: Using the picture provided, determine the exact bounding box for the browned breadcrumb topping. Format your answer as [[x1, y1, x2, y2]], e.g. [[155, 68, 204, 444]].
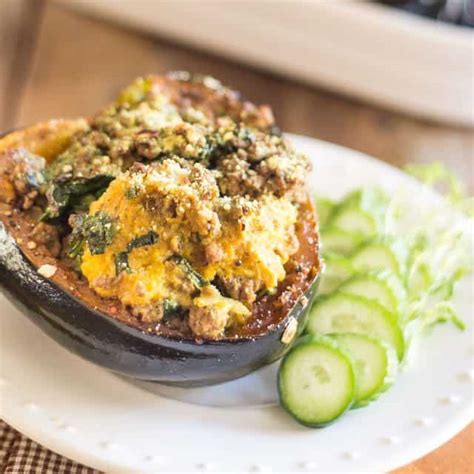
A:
[[44, 74, 310, 208]]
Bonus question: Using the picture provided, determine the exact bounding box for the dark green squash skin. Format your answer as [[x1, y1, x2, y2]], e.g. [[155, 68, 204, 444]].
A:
[[0, 221, 320, 386]]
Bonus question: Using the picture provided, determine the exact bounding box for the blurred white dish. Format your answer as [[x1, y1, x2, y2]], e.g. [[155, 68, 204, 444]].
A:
[[0, 135, 472, 473], [61, 0, 474, 126]]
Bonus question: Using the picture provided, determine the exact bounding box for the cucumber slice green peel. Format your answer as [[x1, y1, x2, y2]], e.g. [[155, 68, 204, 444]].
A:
[[350, 239, 407, 278], [337, 271, 406, 315], [315, 196, 336, 228], [327, 188, 388, 238], [329, 333, 398, 408], [307, 292, 404, 361], [330, 207, 378, 238], [318, 253, 356, 295], [320, 226, 366, 256], [278, 335, 356, 427]]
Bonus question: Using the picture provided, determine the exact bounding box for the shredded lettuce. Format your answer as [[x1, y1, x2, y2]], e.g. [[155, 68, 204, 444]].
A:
[[405, 162, 474, 217], [316, 161, 473, 358]]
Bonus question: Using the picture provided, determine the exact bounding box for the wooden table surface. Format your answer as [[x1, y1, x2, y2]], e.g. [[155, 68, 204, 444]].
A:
[[1, 1, 472, 472]]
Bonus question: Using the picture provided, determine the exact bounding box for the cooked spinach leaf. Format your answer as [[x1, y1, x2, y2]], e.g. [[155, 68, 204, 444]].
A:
[[68, 211, 117, 258], [128, 231, 159, 250], [72, 193, 102, 213], [163, 299, 180, 320], [43, 175, 114, 220], [114, 231, 159, 275], [114, 251, 130, 274], [169, 255, 208, 289]]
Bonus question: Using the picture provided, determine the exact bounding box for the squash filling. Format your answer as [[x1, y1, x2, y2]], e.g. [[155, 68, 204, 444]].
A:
[[0, 74, 312, 339]]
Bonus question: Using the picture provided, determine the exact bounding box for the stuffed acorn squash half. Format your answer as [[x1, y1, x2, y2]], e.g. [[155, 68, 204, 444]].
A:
[[0, 73, 321, 386]]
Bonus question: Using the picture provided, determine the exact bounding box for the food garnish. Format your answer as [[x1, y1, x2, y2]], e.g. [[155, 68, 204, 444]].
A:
[[279, 167, 472, 426]]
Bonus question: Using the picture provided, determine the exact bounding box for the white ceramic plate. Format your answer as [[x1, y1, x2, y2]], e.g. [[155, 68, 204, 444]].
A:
[[0, 135, 472, 473]]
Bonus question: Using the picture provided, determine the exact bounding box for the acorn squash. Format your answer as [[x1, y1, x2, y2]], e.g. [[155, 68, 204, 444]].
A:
[[0, 73, 321, 386]]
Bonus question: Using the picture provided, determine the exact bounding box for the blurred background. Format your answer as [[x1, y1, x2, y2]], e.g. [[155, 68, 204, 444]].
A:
[[0, 0, 473, 184], [0, 0, 472, 470]]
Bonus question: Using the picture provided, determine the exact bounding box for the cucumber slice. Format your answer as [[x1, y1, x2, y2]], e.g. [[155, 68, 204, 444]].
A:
[[321, 226, 365, 256], [278, 335, 355, 427], [351, 240, 407, 277], [338, 271, 406, 314], [330, 333, 398, 408], [340, 188, 388, 215], [315, 196, 336, 228], [307, 292, 404, 360], [329, 188, 388, 237], [319, 253, 356, 295], [330, 208, 378, 238]]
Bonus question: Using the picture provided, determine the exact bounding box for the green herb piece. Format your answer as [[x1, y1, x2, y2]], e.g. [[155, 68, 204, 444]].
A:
[[128, 231, 159, 250], [68, 211, 117, 258], [163, 299, 180, 320], [73, 193, 100, 212], [68, 236, 86, 260], [114, 251, 130, 274], [169, 255, 208, 289], [43, 175, 114, 220], [114, 231, 159, 275]]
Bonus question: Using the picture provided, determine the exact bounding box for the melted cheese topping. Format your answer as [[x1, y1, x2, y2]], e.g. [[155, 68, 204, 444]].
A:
[[80, 159, 298, 315]]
